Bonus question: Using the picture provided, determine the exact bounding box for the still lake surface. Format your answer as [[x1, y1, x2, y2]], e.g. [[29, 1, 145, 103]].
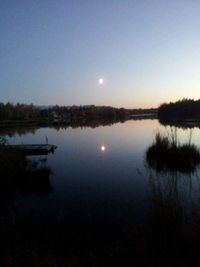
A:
[[1, 119, 200, 264], [4, 119, 200, 225]]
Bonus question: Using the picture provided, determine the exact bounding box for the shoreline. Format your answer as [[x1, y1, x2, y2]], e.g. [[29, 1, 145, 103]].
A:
[[0, 115, 157, 128]]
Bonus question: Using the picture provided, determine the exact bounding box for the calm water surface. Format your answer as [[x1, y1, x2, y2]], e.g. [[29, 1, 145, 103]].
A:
[[5, 120, 200, 225], [2, 119, 200, 265]]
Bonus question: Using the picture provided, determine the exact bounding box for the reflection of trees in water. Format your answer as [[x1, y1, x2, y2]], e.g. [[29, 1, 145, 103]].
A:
[[159, 118, 200, 129], [0, 119, 127, 137], [0, 117, 156, 137]]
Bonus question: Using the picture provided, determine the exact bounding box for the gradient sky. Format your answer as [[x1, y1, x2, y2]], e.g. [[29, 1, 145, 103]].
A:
[[0, 0, 200, 108]]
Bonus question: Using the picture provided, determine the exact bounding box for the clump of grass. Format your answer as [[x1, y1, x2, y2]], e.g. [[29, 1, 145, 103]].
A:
[[146, 132, 200, 173]]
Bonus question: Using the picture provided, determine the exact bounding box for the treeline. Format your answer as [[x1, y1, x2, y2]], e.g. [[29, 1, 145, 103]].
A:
[[41, 105, 130, 119], [0, 102, 157, 123], [69, 105, 129, 120], [0, 103, 130, 122], [0, 103, 40, 120], [158, 99, 200, 119]]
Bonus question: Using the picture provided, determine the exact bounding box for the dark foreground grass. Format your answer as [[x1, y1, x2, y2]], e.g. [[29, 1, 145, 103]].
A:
[[146, 132, 200, 173]]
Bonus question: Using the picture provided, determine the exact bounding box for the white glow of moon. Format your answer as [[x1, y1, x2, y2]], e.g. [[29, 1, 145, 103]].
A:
[[98, 78, 104, 85], [101, 145, 106, 152]]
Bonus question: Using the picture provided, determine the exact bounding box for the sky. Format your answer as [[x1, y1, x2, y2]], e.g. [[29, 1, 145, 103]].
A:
[[0, 0, 200, 108]]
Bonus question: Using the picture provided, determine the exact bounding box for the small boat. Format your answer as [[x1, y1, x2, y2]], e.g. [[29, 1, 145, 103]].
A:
[[4, 144, 57, 156]]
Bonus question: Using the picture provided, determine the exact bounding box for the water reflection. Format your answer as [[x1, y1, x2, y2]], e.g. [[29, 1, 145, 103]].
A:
[[1, 120, 200, 266], [0, 116, 158, 138], [0, 125, 37, 137], [0, 156, 53, 265], [159, 118, 200, 129], [0, 162, 52, 229], [0, 155, 53, 198], [145, 129, 200, 221], [147, 169, 198, 224], [18, 165, 53, 196], [141, 168, 200, 266], [0, 118, 129, 137], [143, 129, 200, 265]]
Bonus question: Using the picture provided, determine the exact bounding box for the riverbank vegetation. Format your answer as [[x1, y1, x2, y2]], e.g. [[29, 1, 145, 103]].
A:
[[146, 131, 200, 173]]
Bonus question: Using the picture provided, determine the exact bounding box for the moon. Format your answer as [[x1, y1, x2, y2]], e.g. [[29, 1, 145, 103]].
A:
[[101, 145, 106, 152], [98, 78, 104, 85]]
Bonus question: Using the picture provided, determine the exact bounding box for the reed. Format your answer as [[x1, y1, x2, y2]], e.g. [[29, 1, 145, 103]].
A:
[[146, 132, 200, 173]]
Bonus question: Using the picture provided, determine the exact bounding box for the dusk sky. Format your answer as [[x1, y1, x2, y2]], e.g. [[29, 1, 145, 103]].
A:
[[0, 0, 199, 108]]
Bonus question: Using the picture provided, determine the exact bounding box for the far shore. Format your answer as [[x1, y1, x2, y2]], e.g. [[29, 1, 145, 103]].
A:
[[0, 114, 158, 128]]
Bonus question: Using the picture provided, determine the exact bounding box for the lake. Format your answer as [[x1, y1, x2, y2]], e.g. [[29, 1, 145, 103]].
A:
[[1, 119, 200, 266]]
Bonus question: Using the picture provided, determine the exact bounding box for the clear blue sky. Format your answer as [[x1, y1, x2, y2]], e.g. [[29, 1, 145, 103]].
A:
[[0, 0, 199, 108]]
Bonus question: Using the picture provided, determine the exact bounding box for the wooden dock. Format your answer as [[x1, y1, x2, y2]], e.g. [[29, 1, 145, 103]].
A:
[[5, 144, 57, 156]]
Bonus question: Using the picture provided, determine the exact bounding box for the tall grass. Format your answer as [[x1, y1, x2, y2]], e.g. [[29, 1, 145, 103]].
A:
[[146, 132, 200, 173]]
